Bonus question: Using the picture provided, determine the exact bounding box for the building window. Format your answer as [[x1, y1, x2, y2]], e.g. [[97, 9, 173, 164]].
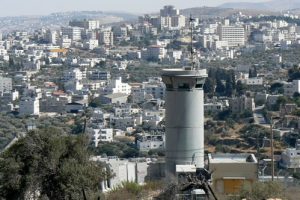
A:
[[178, 83, 190, 89], [196, 84, 203, 88]]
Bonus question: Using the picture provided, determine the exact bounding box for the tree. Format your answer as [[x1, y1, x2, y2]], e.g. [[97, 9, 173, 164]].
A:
[[203, 77, 215, 94], [270, 82, 284, 94], [249, 65, 258, 78], [215, 79, 225, 96], [236, 80, 247, 96], [225, 75, 235, 97], [0, 128, 109, 199], [8, 57, 14, 67]]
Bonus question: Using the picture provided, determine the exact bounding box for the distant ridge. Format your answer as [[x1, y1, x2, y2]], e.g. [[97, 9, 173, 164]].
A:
[[180, 6, 279, 18], [219, 0, 300, 11]]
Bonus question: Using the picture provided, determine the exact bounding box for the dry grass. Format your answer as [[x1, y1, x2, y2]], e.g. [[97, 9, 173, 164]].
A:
[[105, 181, 165, 200]]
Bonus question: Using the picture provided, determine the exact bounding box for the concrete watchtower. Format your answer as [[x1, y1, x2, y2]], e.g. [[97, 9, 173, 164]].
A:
[[161, 68, 207, 175]]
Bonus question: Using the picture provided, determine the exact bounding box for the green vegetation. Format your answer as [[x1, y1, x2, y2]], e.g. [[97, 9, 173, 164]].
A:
[[0, 128, 110, 199], [126, 63, 173, 83], [91, 142, 141, 158], [204, 68, 237, 97]]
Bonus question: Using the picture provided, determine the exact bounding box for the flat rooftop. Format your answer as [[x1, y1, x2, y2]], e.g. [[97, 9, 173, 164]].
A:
[[161, 68, 207, 77], [208, 153, 257, 164]]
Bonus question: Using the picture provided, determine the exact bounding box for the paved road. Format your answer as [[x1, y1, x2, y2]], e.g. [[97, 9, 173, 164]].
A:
[[253, 105, 267, 125]]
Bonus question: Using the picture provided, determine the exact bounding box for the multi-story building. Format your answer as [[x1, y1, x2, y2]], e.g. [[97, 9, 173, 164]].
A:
[[142, 45, 166, 61], [98, 31, 114, 46], [39, 95, 69, 113], [93, 129, 113, 147], [171, 15, 186, 29], [0, 76, 12, 92], [114, 104, 140, 117], [112, 26, 128, 40], [102, 77, 131, 95], [110, 116, 142, 131], [137, 133, 165, 151], [284, 80, 300, 97], [60, 36, 72, 48], [63, 68, 85, 81], [70, 20, 100, 30], [88, 71, 111, 81], [19, 97, 40, 116], [217, 25, 245, 47], [160, 5, 179, 17], [143, 82, 165, 100], [242, 77, 264, 86], [280, 145, 300, 169], [84, 39, 99, 50], [61, 27, 82, 41], [84, 20, 100, 30], [229, 96, 255, 113], [204, 102, 224, 114], [46, 30, 58, 45]]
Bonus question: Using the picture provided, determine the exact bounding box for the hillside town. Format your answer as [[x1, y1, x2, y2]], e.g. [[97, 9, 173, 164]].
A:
[[1, 4, 300, 200]]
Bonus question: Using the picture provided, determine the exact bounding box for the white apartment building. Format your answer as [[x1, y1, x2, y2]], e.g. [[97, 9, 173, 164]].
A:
[[19, 97, 40, 116], [114, 104, 140, 117], [98, 31, 114, 46], [60, 36, 72, 48], [217, 25, 245, 47], [112, 26, 128, 39], [284, 80, 300, 97], [137, 133, 165, 151], [143, 82, 165, 100], [0, 76, 12, 92], [281, 148, 300, 169], [63, 68, 85, 81], [110, 116, 142, 131], [161, 15, 185, 30], [200, 34, 220, 49], [70, 20, 100, 30], [213, 40, 229, 50], [171, 15, 186, 29], [84, 39, 99, 50], [142, 45, 166, 61], [204, 103, 224, 113], [0, 48, 8, 56], [61, 27, 82, 41], [142, 109, 165, 126], [46, 30, 58, 45], [131, 86, 149, 104], [242, 77, 264, 86], [84, 20, 100, 30], [103, 77, 131, 95], [168, 50, 182, 61], [64, 80, 83, 92], [93, 129, 113, 147], [88, 71, 111, 81]]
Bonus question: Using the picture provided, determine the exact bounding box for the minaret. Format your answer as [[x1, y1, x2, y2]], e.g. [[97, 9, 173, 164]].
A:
[[161, 68, 207, 175]]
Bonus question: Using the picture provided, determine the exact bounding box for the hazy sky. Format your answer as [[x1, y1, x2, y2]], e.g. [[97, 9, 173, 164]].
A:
[[0, 0, 269, 17]]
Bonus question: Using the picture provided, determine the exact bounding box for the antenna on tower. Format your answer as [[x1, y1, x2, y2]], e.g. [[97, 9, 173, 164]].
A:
[[189, 14, 196, 70]]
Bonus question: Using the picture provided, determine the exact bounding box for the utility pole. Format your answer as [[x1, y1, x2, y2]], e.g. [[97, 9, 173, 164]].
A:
[[189, 14, 195, 69], [256, 131, 260, 179], [270, 117, 274, 181]]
